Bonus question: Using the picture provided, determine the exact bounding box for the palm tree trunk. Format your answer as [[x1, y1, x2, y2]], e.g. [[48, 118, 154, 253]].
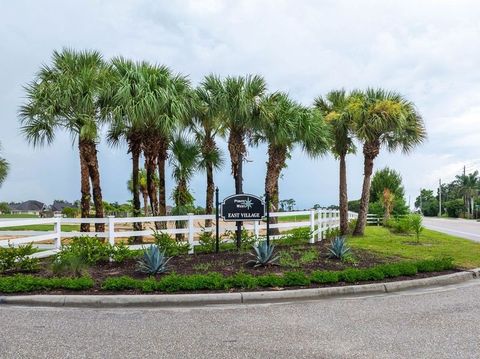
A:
[[339, 153, 349, 235], [204, 134, 215, 228], [142, 191, 149, 216], [205, 162, 214, 228], [353, 142, 379, 236], [84, 140, 105, 233], [157, 139, 168, 229], [174, 179, 188, 241], [143, 135, 160, 229], [265, 144, 287, 235], [228, 128, 246, 249], [79, 141, 91, 232], [130, 139, 142, 243]]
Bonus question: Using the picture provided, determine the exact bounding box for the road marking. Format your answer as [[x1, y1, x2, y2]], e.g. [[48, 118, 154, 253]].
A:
[[424, 224, 480, 238]]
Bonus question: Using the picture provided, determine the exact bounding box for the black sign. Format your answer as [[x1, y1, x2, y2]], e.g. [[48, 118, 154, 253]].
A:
[[220, 194, 265, 221]]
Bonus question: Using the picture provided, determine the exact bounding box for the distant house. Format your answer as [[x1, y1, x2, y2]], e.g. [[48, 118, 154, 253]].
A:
[[9, 200, 47, 215], [50, 200, 75, 214]]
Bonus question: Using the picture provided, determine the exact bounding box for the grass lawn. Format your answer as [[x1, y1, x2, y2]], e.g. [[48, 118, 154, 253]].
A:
[[349, 226, 480, 269], [0, 214, 38, 219], [2, 224, 80, 232], [278, 214, 310, 222]]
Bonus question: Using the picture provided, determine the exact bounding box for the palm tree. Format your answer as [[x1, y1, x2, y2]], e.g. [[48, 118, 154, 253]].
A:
[[455, 170, 479, 218], [190, 75, 225, 227], [256, 93, 329, 234], [128, 169, 155, 216], [20, 49, 107, 232], [101, 57, 146, 234], [220, 75, 267, 247], [351, 88, 426, 235], [169, 133, 200, 240], [0, 141, 9, 188], [137, 63, 191, 222], [314, 90, 355, 235]]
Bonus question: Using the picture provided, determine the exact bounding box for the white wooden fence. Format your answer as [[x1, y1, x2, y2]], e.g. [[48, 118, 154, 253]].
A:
[[0, 209, 358, 258]]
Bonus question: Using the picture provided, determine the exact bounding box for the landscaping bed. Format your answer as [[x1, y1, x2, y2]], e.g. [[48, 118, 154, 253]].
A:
[[0, 226, 471, 295]]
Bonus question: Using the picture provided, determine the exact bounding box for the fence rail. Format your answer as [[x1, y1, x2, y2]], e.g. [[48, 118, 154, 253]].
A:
[[0, 210, 359, 257]]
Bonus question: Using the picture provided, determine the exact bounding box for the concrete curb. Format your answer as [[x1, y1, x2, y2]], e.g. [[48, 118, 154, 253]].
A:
[[0, 270, 478, 308]]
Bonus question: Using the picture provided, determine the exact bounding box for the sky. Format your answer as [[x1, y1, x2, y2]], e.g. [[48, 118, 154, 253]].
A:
[[0, 0, 479, 209]]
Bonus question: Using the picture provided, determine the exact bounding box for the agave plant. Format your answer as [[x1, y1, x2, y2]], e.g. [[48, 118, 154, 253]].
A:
[[247, 240, 279, 268], [137, 245, 171, 275], [328, 236, 351, 259]]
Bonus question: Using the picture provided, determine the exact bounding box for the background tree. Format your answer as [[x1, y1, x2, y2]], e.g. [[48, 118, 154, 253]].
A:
[[128, 169, 156, 216], [454, 170, 479, 218], [190, 75, 225, 227], [0, 141, 9, 188], [101, 57, 146, 235], [221, 75, 267, 247], [314, 90, 355, 235], [351, 88, 426, 235], [20, 49, 107, 232], [257, 93, 329, 234], [415, 189, 438, 216], [169, 134, 200, 240]]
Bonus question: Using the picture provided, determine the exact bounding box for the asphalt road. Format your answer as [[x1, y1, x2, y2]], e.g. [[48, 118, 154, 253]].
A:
[[2, 280, 480, 358], [423, 217, 480, 242]]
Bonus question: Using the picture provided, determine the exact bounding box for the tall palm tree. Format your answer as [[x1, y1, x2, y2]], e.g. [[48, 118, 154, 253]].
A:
[[0, 141, 9, 188], [136, 63, 191, 222], [101, 57, 146, 234], [256, 93, 329, 234], [455, 170, 479, 218], [190, 75, 225, 227], [169, 133, 200, 240], [20, 49, 107, 232], [220, 75, 267, 247], [314, 90, 356, 235], [351, 88, 426, 235]]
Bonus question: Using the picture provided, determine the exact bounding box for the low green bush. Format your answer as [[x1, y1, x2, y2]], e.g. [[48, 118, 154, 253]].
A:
[[0, 274, 93, 293], [0, 244, 39, 273], [0, 258, 456, 293], [276, 227, 311, 246], [153, 231, 190, 256], [310, 270, 339, 284]]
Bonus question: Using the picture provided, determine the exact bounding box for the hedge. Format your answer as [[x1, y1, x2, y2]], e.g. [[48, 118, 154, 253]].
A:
[[0, 258, 454, 294]]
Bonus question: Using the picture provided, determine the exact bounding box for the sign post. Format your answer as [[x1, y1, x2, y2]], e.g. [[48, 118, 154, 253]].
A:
[[265, 191, 270, 246], [215, 187, 220, 253]]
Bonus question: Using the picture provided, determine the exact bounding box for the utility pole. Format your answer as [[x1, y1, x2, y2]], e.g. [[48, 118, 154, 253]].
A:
[[438, 178, 442, 217]]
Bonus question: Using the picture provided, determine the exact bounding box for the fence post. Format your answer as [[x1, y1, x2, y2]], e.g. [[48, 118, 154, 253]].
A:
[[54, 214, 62, 250], [107, 216, 115, 246], [309, 209, 315, 244], [188, 213, 194, 254], [254, 220, 260, 239], [317, 209, 322, 241]]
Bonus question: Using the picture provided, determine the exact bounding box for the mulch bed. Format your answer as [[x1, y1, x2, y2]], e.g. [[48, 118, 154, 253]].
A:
[[28, 241, 400, 282]]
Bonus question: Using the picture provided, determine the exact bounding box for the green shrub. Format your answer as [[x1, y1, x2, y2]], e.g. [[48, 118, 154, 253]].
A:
[[375, 263, 402, 278], [52, 252, 89, 277], [111, 243, 139, 263], [310, 271, 339, 284], [410, 214, 424, 242], [0, 244, 39, 273], [415, 257, 454, 272], [57, 236, 110, 265], [387, 216, 413, 234], [299, 249, 318, 264], [0, 274, 93, 293], [256, 274, 285, 287], [153, 231, 190, 256], [276, 227, 310, 246], [197, 230, 224, 253], [283, 271, 310, 286], [396, 262, 418, 276], [225, 272, 257, 289], [324, 227, 341, 241], [101, 276, 140, 291]]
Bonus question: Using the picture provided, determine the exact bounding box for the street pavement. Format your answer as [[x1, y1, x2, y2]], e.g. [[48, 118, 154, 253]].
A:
[[423, 217, 480, 242], [2, 279, 480, 358]]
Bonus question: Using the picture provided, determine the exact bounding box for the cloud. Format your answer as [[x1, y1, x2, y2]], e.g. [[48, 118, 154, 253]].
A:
[[0, 0, 479, 209]]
